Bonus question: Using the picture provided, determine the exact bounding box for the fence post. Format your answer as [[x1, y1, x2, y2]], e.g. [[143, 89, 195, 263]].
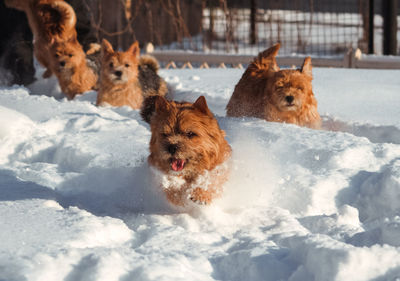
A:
[[208, 1, 215, 49], [382, 0, 397, 55], [250, 0, 257, 45], [368, 0, 374, 54]]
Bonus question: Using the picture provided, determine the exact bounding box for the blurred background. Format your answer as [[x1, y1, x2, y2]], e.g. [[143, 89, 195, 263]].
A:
[[1, 0, 399, 85], [69, 0, 397, 56]]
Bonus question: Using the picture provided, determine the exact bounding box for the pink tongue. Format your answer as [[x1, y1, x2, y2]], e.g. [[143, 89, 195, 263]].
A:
[[171, 159, 185, 171]]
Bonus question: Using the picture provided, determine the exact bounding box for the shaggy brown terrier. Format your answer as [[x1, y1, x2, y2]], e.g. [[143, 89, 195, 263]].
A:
[[226, 43, 321, 129], [5, 0, 77, 78], [96, 39, 167, 109], [144, 95, 231, 206], [49, 38, 98, 99]]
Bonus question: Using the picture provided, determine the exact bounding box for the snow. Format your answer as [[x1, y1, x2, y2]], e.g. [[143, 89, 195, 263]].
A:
[[1, 66, 400, 280]]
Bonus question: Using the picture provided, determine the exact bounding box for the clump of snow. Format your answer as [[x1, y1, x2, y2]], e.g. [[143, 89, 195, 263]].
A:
[[1, 67, 400, 280], [352, 159, 400, 222], [0, 105, 34, 139]]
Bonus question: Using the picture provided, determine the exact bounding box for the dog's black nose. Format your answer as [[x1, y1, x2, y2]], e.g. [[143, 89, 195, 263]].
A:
[[60, 61, 66, 67], [115, 70, 122, 77], [167, 144, 178, 155], [285, 95, 294, 103]]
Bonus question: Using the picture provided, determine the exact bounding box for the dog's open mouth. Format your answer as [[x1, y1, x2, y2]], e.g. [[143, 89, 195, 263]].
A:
[[171, 158, 185, 171]]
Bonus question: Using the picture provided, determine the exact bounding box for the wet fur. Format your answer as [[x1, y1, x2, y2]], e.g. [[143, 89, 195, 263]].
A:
[[146, 96, 231, 206], [226, 43, 321, 129]]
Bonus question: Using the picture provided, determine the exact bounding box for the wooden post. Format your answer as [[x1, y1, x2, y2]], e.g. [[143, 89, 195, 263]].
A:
[[368, 0, 374, 54], [208, 1, 215, 49], [382, 0, 397, 55], [250, 0, 257, 45]]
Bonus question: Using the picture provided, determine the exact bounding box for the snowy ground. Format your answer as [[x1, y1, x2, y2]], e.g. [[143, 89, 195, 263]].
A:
[[1, 66, 400, 280]]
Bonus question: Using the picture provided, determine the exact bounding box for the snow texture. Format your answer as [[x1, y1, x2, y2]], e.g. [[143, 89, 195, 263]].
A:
[[1, 67, 400, 281]]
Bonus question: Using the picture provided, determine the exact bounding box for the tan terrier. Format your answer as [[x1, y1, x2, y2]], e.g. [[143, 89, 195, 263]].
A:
[[143, 95, 231, 206], [49, 38, 98, 99], [226, 43, 321, 129], [5, 0, 78, 79], [96, 39, 167, 109]]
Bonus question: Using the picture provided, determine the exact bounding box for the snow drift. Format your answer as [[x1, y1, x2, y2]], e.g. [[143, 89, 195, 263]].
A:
[[1, 67, 400, 280]]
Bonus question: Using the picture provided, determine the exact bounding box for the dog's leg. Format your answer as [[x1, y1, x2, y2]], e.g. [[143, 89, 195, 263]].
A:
[[190, 187, 213, 205]]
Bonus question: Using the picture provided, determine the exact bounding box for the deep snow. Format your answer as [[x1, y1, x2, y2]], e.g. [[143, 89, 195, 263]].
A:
[[1, 66, 400, 281]]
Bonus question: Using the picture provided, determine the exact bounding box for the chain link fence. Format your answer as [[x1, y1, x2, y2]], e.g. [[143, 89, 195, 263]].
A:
[[151, 0, 399, 56], [70, 0, 400, 56], [199, 0, 366, 55]]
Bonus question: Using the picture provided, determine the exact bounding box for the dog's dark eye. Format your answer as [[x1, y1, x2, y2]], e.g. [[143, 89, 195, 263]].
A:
[[55, 54, 59, 58], [125, 63, 130, 67], [161, 133, 169, 138], [68, 54, 73, 57], [186, 131, 197, 139], [109, 62, 114, 68]]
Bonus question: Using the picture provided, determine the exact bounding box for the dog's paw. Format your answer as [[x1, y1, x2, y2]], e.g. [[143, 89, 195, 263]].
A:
[[189, 187, 212, 205]]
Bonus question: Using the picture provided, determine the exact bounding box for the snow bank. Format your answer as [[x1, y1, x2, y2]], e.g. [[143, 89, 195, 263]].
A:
[[0, 199, 132, 281], [1, 67, 400, 280]]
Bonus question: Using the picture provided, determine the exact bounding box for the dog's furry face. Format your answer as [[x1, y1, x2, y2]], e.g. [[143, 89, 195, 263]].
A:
[[100, 39, 139, 85], [267, 64, 313, 113], [149, 96, 231, 179], [50, 39, 85, 75], [47, 37, 98, 100], [226, 43, 321, 129]]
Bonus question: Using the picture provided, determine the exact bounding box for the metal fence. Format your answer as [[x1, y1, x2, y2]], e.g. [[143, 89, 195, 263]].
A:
[[154, 0, 399, 57], [201, 0, 366, 56], [70, 0, 400, 57]]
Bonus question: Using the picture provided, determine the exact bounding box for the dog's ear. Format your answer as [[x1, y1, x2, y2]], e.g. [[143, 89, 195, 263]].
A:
[[127, 41, 140, 58], [101, 39, 114, 58], [193, 96, 213, 117], [141, 96, 165, 123], [154, 96, 171, 115], [301, 57, 312, 78], [256, 43, 280, 72]]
